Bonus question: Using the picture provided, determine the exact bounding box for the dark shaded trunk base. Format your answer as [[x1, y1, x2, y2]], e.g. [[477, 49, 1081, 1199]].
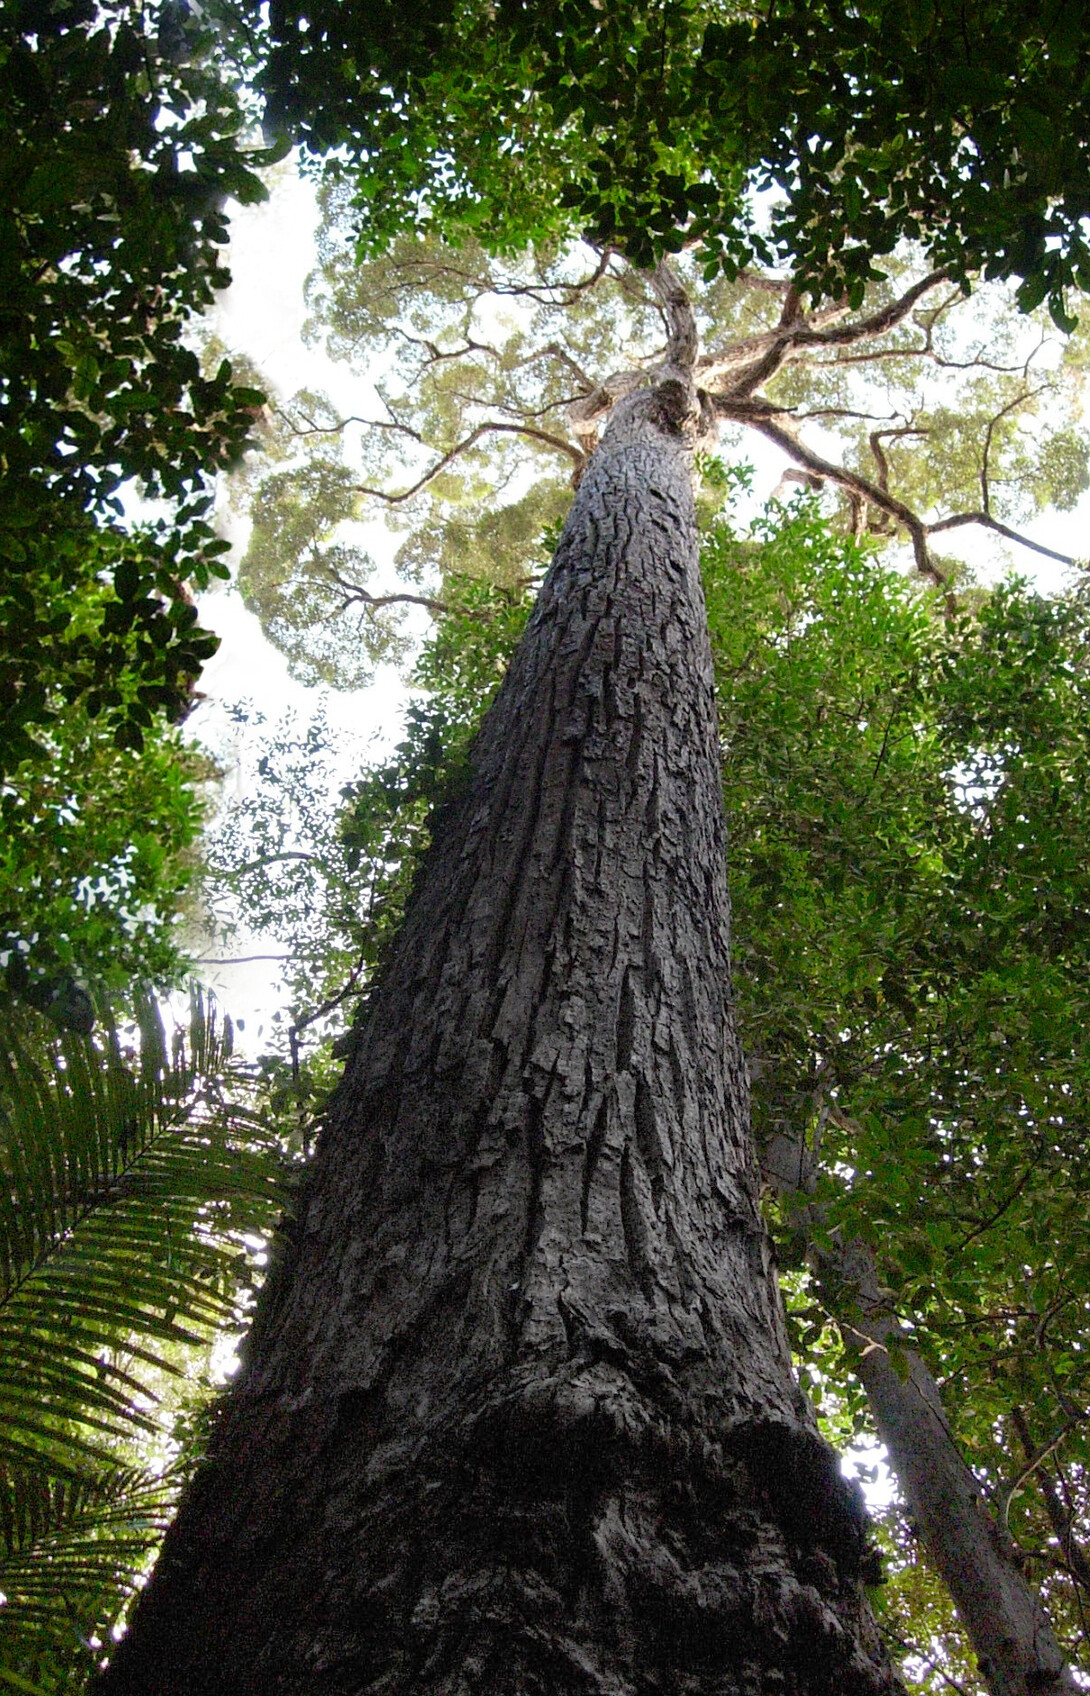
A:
[[112, 1366, 891, 1696], [330, 1390, 887, 1696]]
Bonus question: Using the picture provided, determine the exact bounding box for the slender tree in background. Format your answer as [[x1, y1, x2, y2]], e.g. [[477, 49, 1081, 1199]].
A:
[[78, 1, 1090, 1691]]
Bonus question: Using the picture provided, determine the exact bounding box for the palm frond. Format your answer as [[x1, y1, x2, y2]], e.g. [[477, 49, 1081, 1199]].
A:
[[0, 989, 290, 1688]]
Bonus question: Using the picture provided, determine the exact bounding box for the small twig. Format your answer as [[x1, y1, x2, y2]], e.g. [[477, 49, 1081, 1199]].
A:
[[220, 851, 318, 877], [1011, 1407, 1090, 1599], [355, 419, 582, 505], [980, 388, 1046, 515], [878, 1623, 975, 1696], [998, 1416, 1087, 1534], [190, 954, 291, 965], [326, 570, 452, 619], [287, 952, 371, 1154], [952, 1163, 1037, 1252]]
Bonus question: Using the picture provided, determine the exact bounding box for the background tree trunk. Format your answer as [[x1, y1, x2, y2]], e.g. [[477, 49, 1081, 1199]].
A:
[[98, 392, 899, 1696], [829, 1241, 1076, 1696]]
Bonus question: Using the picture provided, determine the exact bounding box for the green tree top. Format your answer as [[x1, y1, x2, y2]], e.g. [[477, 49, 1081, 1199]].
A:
[[1, 0, 280, 774], [261, 0, 1090, 325]]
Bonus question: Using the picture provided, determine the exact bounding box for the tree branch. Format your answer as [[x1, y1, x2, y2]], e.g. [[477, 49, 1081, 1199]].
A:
[[219, 851, 318, 877], [648, 259, 698, 377], [325, 570, 452, 618], [735, 268, 795, 298], [702, 269, 950, 397], [878, 1625, 975, 1696], [190, 954, 291, 965], [796, 270, 951, 350], [520, 340, 598, 394], [1010, 1407, 1090, 1597], [869, 425, 928, 500], [718, 401, 1084, 579], [355, 419, 583, 505], [998, 1416, 1087, 1534], [927, 512, 1084, 568], [723, 402, 943, 582]]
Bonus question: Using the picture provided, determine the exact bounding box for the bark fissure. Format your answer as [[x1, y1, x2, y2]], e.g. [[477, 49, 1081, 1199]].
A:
[[99, 382, 899, 1696]]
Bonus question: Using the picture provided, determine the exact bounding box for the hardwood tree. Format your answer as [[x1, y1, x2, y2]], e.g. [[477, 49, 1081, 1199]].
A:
[[98, 5, 1090, 1693], [98, 253, 906, 1696], [212, 491, 1090, 1696]]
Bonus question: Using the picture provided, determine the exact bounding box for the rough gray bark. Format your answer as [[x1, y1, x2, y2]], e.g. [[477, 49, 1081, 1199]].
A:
[[98, 382, 899, 1696], [830, 1241, 1076, 1696]]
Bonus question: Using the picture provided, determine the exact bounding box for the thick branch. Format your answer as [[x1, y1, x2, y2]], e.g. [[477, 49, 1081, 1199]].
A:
[[736, 268, 795, 298], [723, 406, 1083, 580], [725, 405, 941, 581], [869, 426, 927, 498], [700, 270, 949, 396], [795, 270, 951, 351], [648, 259, 699, 377]]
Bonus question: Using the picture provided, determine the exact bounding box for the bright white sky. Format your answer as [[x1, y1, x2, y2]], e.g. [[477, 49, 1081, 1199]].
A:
[[183, 158, 1090, 1045], [182, 165, 406, 1034]]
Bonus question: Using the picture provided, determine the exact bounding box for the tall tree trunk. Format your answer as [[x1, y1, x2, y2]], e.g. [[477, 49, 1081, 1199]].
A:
[[98, 385, 899, 1696], [828, 1241, 1076, 1696]]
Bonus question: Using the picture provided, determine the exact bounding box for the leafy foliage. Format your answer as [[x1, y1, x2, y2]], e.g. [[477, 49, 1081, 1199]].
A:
[[262, 0, 1090, 323], [0, 991, 289, 1692], [235, 214, 1088, 689], [0, 695, 209, 1020], [1, 0, 278, 777]]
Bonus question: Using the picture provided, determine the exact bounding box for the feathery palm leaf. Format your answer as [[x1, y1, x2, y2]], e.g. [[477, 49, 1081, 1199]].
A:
[[0, 990, 290, 1690]]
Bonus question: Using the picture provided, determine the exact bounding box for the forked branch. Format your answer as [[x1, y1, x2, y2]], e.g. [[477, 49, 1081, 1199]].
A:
[[724, 404, 1085, 579]]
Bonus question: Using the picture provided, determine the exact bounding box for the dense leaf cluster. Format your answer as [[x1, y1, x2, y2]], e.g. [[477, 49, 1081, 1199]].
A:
[[262, 0, 1090, 322], [709, 508, 1090, 1664], [0, 694, 207, 1024], [1, 0, 273, 775]]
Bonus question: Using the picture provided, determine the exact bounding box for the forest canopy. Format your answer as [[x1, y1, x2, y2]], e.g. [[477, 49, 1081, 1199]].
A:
[[4, 1, 1090, 1691]]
